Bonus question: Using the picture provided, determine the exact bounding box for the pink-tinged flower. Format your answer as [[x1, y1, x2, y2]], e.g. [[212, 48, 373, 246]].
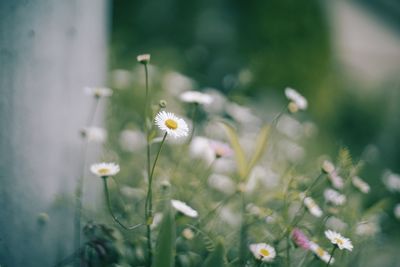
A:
[[291, 228, 311, 250], [209, 140, 233, 158]]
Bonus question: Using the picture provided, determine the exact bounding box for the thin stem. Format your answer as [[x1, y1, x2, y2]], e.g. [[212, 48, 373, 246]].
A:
[[297, 251, 310, 267], [188, 103, 198, 143], [102, 177, 144, 230], [286, 234, 291, 267], [144, 132, 168, 267], [73, 97, 100, 266], [326, 246, 336, 266], [277, 172, 324, 242], [239, 191, 247, 266]]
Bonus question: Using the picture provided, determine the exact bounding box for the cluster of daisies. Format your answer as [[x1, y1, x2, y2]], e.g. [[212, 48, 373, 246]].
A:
[[251, 229, 353, 264], [81, 54, 398, 267]]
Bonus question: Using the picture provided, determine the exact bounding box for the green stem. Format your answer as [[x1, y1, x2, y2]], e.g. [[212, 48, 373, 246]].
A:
[[239, 191, 247, 266], [277, 172, 324, 242], [145, 132, 168, 267], [326, 246, 336, 266], [102, 177, 144, 230], [73, 97, 100, 266], [188, 103, 198, 143]]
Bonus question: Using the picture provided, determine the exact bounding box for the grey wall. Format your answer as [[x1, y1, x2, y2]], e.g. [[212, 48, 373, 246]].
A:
[[0, 0, 109, 266]]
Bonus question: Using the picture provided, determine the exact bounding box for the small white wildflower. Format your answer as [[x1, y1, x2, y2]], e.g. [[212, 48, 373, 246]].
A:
[[328, 172, 344, 189], [209, 140, 233, 158], [325, 229, 353, 251], [285, 87, 308, 111], [90, 162, 120, 177], [137, 54, 150, 64], [394, 203, 400, 220], [355, 220, 380, 236], [309, 241, 335, 264], [383, 171, 400, 192], [249, 243, 276, 262], [171, 200, 198, 218], [352, 176, 370, 193], [303, 195, 323, 218], [81, 127, 107, 143], [84, 86, 113, 98], [322, 160, 335, 174], [154, 111, 189, 139], [180, 91, 213, 105], [324, 188, 346, 206], [182, 228, 195, 240]]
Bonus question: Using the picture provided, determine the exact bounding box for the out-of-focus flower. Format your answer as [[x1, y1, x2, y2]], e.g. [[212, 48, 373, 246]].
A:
[[355, 220, 380, 236], [189, 136, 214, 164], [285, 87, 308, 112], [119, 129, 146, 152], [301, 193, 323, 218], [84, 86, 113, 98], [322, 160, 335, 174], [209, 140, 233, 158], [155, 111, 189, 139], [326, 216, 347, 232], [171, 200, 198, 218], [394, 203, 400, 220], [249, 243, 276, 262], [352, 176, 370, 193], [225, 102, 261, 126], [137, 54, 150, 64], [324, 188, 346, 206], [90, 163, 120, 178], [291, 228, 310, 250], [383, 170, 400, 192], [110, 69, 131, 89], [80, 127, 107, 143], [309, 241, 334, 264], [208, 174, 236, 195], [162, 71, 194, 96], [179, 90, 213, 105], [325, 230, 353, 251], [182, 228, 195, 240]]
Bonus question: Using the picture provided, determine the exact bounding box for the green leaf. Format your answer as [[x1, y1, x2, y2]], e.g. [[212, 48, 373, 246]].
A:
[[201, 239, 226, 267], [219, 121, 248, 179], [153, 203, 176, 267], [247, 125, 270, 175]]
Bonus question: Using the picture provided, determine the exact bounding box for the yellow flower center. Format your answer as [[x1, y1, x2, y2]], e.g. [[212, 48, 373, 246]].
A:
[[165, 119, 178, 130], [316, 247, 325, 257], [98, 168, 110, 175], [259, 248, 270, 257], [335, 238, 343, 246]]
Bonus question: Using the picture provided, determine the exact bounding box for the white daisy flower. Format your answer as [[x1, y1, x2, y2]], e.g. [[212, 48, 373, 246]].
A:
[[352, 176, 370, 193], [309, 241, 335, 264], [155, 111, 189, 139], [180, 91, 213, 105], [209, 140, 233, 158], [80, 127, 107, 143], [171, 199, 198, 218], [249, 243, 276, 262], [137, 54, 150, 64], [302, 194, 323, 218], [324, 188, 346, 206], [90, 162, 120, 177], [322, 160, 335, 174], [325, 230, 353, 251], [285, 87, 308, 111], [84, 86, 113, 98]]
